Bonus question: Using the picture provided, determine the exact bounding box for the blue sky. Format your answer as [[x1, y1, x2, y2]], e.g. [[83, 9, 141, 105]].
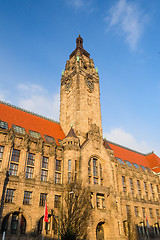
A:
[[0, 0, 160, 156]]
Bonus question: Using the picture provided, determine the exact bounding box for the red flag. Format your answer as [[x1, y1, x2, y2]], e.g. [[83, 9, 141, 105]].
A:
[[44, 201, 48, 222]]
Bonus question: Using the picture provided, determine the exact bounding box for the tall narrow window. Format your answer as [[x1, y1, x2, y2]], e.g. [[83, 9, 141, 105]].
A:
[[5, 189, 15, 203], [68, 160, 71, 183], [142, 207, 145, 218], [88, 157, 103, 185], [144, 182, 148, 198], [54, 195, 61, 208], [149, 208, 153, 218], [122, 176, 126, 195], [0, 145, 4, 169], [55, 159, 61, 184], [130, 178, 134, 196], [9, 149, 20, 176], [26, 153, 35, 179], [134, 206, 138, 217], [96, 195, 100, 208], [39, 193, 47, 206], [156, 209, 159, 219], [23, 191, 32, 205], [157, 185, 160, 200], [126, 205, 130, 215], [150, 183, 154, 199], [41, 157, 48, 181], [93, 158, 98, 185], [137, 180, 141, 197]]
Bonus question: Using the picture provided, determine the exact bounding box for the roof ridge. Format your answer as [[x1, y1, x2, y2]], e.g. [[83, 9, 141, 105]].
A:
[[107, 140, 153, 156], [0, 100, 59, 124]]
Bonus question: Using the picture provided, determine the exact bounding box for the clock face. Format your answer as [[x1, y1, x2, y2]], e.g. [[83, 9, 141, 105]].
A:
[[65, 78, 71, 91], [86, 77, 94, 92]]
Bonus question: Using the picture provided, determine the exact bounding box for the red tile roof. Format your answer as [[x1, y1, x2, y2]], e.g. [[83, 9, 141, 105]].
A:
[[107, 140, 160, 173], [0, 101, 65, 145]]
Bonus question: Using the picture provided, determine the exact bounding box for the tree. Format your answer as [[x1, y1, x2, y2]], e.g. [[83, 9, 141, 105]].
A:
[[60, 181, 92, 240]]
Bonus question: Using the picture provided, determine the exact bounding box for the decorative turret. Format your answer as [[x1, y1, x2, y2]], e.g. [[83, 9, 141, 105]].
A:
[[62, 126, 80, 151]]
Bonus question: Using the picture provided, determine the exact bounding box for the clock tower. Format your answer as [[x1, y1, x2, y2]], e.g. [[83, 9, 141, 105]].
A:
[[60, 35, 102, 144]]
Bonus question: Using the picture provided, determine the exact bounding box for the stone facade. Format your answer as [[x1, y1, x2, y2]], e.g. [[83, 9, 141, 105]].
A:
[[0, 35, 160, 240]]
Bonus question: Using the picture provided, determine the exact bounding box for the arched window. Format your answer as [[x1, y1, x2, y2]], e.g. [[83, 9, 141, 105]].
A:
[[96, 222, 104, 240], [88, 157, 103, 185], [1, 212, 26, 235], [38, 215, 57, 236]]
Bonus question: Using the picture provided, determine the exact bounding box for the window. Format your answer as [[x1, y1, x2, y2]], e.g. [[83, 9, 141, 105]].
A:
[[27, 153, 35, 166], [9, 149, 20, 176], [149, 208, 153, 218], [150, 183, 154, 199], [55, 173, 61, 184], [156, 185, 159, 193], [137, 180, 141, 197], [126, 205, 130, 215], [0, 146, 4, 159], [42, 157, 48, 169], [55, 159, 61, 184], [88, 160, 91, 176], [68, 172, 71, 183], [88, 157, 103, 185], [96, 194, 105, 209], [0, 145, 4, 168], [116, 158, 124, 164], [26, 153, 35, 179], [5, 189, 15, 203], [39, 193, 47, 206], [68, 160, 71, 171], [23, 191, 32, 205], [0, 121, 8, 129], [130, 178, 134, 195], [156, 209, 159, 219], [9, 163, 18, 176], [102, 196, 105, 209], [134, 206, 138, 217], [133, 163, 139, 169], [29, 130, 41, 139], [54, 195, 61, 208], [44, 135, 56, 144], [41, 170, 48, 181], [68, 160, 71, 183], [93, 159, 98, 176], [55, 160, 61, 171], [125, 160, 132, 167], [1, 212, 26, 235], [75, 160, 77, 180], [11, 149, 20, 163], [142, 207, 145, 218], [144, 182, 148, 198], [25, 166, 34, 179], [41, 157, 48, 181], [12, 125, 25, 134], [96, 195, 100, 208], [122, 176, 126, 195]]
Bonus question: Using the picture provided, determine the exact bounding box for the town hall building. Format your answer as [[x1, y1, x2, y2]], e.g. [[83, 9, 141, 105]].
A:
[[0, 35, 160, 240]]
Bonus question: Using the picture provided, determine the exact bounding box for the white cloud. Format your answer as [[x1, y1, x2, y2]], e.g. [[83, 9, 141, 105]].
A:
[[67, 0, 84, 8], [104, 127, 151, 154], [17, 83, 60, 121], [0, 90, 9, 102], [66, 0, 94, 12], [106, 0, 148, 50], [0, 83, 60, 121]]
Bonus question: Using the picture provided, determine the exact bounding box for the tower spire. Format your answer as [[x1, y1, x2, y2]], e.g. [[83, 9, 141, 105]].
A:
[[70, 35, 90, 59]]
